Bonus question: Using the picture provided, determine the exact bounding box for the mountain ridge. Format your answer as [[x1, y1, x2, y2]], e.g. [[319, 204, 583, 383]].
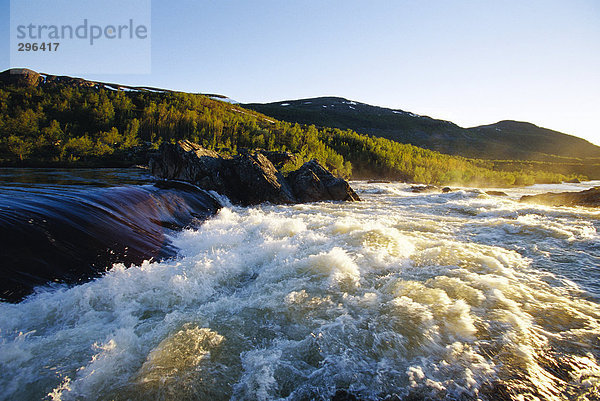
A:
[[243, 96, 600, 161]]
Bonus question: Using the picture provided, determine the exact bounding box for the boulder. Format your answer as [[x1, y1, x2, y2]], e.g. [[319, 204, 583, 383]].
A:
[[520, 187, 600, 207], [150, 141, 359, 205], [287, 159, 360, 202], [230, 151, 296, 205]]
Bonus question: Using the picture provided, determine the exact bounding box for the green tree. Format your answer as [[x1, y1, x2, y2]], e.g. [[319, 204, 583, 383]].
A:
[[62, 135, 95, 161], [6, 135, 33, 161]]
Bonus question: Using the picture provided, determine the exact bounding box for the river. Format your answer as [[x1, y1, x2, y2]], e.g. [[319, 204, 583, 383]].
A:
[[0, 170, 598, 400]]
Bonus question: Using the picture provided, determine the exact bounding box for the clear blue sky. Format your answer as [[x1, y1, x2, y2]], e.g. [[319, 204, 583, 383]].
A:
[[2, 0, 599, 145]]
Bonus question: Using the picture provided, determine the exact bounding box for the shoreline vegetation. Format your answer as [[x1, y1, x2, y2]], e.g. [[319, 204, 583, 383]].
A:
[[0, 69, 592, 187]]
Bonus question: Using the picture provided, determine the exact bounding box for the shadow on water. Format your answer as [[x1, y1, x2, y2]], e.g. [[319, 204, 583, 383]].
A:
[[0, 169, 221, 303], [0, 167, 155, 187]]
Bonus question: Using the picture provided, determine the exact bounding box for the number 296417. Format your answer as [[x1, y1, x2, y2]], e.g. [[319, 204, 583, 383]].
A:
[[18, 42, 60, 51]]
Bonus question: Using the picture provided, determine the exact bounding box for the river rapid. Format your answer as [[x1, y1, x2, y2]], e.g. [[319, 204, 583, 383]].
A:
[[0, 172, 599, 400]]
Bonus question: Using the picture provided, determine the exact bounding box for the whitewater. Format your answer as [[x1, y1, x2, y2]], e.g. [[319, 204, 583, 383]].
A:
[[1, 179, 599, 400]]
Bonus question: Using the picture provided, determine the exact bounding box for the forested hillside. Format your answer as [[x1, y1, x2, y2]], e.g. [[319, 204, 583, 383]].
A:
[[0, 69, 587, 186]]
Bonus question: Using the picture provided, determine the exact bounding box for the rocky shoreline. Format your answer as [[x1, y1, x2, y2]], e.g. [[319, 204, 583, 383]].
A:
[[520, 186, 600, 207]]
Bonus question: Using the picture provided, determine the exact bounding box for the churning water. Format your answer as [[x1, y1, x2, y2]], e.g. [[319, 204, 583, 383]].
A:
[[0, 177, 599, 400]]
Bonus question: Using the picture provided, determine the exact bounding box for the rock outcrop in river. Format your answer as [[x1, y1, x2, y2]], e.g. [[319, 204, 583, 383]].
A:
[[150, 140, 360, 205], [520, 186, 600, 207]]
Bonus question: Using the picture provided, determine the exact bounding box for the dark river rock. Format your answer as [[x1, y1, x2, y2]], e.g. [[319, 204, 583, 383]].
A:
[[520, 186, 600, 207]]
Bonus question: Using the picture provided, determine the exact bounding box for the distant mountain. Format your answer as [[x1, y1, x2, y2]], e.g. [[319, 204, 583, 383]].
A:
[[244, 97, 600, 161], [465, 120, 600, 160]]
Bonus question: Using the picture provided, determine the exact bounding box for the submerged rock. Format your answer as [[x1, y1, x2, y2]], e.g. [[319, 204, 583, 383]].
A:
[[150, 141, 360, 204], [367, 179, 391, 184], [410, 185, 453, 194], [520, 187, 600, 207], [486, 190, 509, 197], [410, 185, 438, 193]]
